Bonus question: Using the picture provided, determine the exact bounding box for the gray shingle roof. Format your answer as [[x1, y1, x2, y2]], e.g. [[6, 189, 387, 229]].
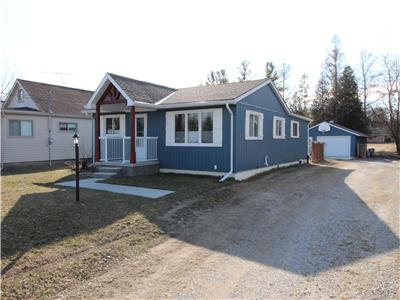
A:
[[108, 73, 176, 104], [10, 80, 93, 116], [159, 79, 268, 105]]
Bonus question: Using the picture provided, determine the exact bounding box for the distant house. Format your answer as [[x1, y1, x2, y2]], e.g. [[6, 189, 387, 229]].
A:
[[309, 121, 368, 159], [1, 79, 93, 169], [85, 73, 311, 181]]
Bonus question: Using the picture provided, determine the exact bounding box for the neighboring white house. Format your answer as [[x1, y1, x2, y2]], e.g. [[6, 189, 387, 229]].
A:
[[1, 79, 93, 169]]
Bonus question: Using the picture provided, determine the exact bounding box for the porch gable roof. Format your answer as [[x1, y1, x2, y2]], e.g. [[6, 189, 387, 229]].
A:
[[85, 73, 176, 109]]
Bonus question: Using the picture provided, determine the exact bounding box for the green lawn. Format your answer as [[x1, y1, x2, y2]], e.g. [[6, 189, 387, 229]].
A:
[[1, 168, 226, 300]]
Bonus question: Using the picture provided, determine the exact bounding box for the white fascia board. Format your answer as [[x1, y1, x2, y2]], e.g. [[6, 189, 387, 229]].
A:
[[106, 74, 135, 106], [0, 109, 91, 119], [233, 80, 271, 104], [154, 91, 177, 105], [153, 99, 236, 109], [85, 73, 135, 109], [309, 121, 365, 137]]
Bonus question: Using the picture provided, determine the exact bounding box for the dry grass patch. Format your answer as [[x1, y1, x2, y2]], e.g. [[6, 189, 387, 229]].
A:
[[1, 169, 223, 299]]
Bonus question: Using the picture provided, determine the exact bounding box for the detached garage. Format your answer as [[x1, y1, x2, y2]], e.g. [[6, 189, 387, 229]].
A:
[[309, 121, 368, 159]]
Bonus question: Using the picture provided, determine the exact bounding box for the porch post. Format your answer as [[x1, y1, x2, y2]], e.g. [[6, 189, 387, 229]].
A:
[[130, 106, 136, 164], [95, 102, 100, 161]]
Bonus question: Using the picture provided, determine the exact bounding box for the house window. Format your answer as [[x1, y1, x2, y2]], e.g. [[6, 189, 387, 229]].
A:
[[17, 89, 24, 102], [166, 108, 221, 146], [291, 120, 300, 138], [9, 120, 33, 136], [174, 114, 185, 143], [59, 122, 77, 132], [245, 110, 263, 140], [106, 117, 120, 134], [273, 116, 285, 139], [201, 112, 213, 143]]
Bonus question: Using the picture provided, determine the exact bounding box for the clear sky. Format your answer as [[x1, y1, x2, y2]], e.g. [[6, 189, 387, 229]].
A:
[[1, 0, 399, 94]]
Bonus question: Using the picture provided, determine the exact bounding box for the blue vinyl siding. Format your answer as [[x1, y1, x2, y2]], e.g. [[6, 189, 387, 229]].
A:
[[128, 107, 232, 172], [309, 125, 367, 157], [234, 85, 309, 172]]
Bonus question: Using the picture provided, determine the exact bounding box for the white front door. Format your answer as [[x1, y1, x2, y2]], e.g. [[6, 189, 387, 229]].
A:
[[135, 114, 147, 161], [317, 136, 351, 159]]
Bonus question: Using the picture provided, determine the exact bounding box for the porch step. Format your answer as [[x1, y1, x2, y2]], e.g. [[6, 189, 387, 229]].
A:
[[93, 172, 119, 179], [93, 166, 122, 178]]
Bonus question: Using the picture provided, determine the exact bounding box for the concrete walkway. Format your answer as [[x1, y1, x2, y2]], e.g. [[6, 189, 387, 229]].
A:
[[56, 178, 174, 199]]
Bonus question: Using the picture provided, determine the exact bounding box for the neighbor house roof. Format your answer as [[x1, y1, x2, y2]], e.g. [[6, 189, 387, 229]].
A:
[[108, 73, 176, 104], [310, 121, 368, 137], [4, 79, 93, 116], [158, 79, 268, 105]]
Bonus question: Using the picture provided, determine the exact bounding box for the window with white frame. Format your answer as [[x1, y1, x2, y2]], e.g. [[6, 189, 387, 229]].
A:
[[17, 89, 24, 102], [273, 116, 285, 139], [59, 122, 77, 132], [245, 110, 263, 140], [9, 120, 33, 137], [106, 117, 120, 134], [166, 108, 221, 146], [291, 120, 300, 138]]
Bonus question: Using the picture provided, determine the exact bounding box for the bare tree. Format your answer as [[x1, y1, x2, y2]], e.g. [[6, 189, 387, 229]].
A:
[[278, 62, 291, 102], [206, 70, 229, 85], [359, 50, 380, 117], [237, 60, 252, 82], [380, 55, 400, 153], [0, 68, 16, 104]]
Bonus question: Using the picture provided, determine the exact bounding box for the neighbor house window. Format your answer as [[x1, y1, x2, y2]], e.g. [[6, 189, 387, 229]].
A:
[[17, 89, 24, 102], [106, 117, 120, 134], [59, 122, 77, 132], [273, 116, 285, 139], [291, 120, 300, 138], [245, 110, 263, 140], [9, 120, 33, 137], [166, 108, 221, 146]]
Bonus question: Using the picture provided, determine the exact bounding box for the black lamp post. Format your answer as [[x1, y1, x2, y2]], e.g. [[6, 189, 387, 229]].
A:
[[73, 132, 80, 202]]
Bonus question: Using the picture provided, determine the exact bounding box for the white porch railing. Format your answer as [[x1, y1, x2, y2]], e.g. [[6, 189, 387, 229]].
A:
[[99, 136, 158, 163]]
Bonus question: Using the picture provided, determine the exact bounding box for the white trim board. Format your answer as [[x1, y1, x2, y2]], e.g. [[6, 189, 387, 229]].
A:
[[160, 159, 306, 181], [309, 121, 366, 137]]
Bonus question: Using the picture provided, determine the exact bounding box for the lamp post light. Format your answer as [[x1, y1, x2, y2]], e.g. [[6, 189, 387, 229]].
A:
[[73, 132, 80, 202]]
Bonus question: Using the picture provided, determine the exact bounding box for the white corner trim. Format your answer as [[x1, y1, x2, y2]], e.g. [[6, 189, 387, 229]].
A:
[[234, 160, 306, 181], [273, 116, 286, 139], [160, 168, 225, 177], [291, 120, 300, 138]]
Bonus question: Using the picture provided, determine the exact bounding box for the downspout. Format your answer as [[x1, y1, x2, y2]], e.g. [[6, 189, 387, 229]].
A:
[[219, 104, 233, 182]]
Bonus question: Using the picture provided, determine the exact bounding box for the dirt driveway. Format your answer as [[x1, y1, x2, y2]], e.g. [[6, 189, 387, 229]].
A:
[[60, 159, 399, 299]]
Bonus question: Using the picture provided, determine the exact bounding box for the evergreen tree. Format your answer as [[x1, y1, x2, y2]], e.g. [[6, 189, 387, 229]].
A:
[[311, 75, 331, 124], [337, 66, 367, 132], [290, 74, 310, 116]]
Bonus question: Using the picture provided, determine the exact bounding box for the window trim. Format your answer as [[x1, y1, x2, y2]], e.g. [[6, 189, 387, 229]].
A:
[[17, 89, 24, 102], [291, 120, 300, 138], [245, 110, 264, 140], [166, 108, 222, 147], [273, 116, 286, 139], [8, 119, 33, 138], [105, 116, 121, 136], [58, 122, 78, 133]]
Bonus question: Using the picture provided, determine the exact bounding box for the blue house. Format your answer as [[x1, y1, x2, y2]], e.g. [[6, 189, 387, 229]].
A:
[[309, 121, 368, 159], [85, 73, 311, 181]]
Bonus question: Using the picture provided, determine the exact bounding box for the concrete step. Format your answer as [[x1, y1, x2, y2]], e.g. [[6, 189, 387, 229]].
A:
[[93, 172, 118, 179], [97, 166, 122, 173]]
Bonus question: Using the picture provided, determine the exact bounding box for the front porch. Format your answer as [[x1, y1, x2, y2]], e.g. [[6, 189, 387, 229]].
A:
[[92, 82, 160, 165]]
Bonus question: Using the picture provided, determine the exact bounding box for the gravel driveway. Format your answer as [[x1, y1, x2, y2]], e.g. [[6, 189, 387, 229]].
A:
[[60, 159, 399, 299]]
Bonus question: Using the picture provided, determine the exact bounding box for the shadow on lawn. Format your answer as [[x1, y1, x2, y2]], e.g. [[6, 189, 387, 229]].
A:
[[1, 162, 399, 277]]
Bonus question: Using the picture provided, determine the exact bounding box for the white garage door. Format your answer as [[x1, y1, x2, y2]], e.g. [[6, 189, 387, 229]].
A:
[[317, 136, 351, 159]]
